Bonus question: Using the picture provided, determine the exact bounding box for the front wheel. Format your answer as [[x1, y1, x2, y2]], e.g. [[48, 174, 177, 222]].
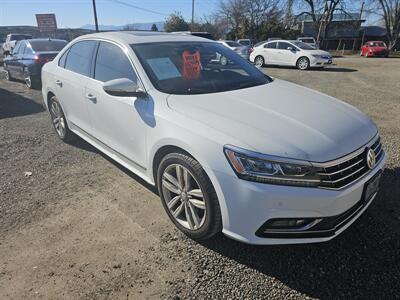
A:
[[297, 56, 310, 70], [157, 153, 222, 240]]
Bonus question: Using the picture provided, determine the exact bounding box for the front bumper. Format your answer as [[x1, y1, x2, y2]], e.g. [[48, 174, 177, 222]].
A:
[[212, 153, 385, 245], [310, 57, 332, 67]]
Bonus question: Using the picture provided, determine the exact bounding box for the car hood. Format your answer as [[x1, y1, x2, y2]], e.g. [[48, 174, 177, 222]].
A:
[[167, 79, 377, 162]]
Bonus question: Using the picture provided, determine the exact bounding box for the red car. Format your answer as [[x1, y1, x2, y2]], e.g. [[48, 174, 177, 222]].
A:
[[360, 41, 389, 57]]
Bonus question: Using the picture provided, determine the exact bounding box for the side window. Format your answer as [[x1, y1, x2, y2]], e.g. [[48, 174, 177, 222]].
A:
[[277, 42, 291, 50], [58, 49, 69, 67], [64, 40, 97, 77], [94, 42, 138, 83], [24, 44, 33, 55], [265, 42, 277, 49], [19, 43, 26, 54]]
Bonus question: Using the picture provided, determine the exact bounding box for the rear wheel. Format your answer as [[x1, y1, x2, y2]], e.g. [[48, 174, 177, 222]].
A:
[[157, 153, 222, 240], [254, 55, 264, 67], [24, 68, 40, 89], [297, 57, 310, 70], [48, 96, 74, 142]]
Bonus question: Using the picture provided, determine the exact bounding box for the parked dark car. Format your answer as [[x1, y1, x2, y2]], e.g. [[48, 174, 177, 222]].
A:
[[3, 38, 67, 89]]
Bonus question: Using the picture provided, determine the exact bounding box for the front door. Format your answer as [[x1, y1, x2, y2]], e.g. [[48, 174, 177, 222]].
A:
[[276, 42, 298, 65], [85, 41, 148, 169]]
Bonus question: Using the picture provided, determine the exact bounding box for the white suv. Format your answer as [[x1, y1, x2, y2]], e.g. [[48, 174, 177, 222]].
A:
[[2, 33, 32, 55], [41, 32, 385, 245]]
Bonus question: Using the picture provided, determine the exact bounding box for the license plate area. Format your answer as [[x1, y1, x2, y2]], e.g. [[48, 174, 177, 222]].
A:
[[364, 171, 381, 202]]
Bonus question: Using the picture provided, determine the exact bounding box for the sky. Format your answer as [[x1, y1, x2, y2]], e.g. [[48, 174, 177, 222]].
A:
[[0, 0, 380, 28], [0, 0, 219, 28]]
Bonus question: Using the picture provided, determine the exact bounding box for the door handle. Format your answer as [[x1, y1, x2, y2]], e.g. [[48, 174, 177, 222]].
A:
[[86, 93, 97, 102], [55, 80, 63, 87]]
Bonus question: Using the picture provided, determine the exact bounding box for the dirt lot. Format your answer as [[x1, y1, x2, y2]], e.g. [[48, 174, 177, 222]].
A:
[[0, 57, 399, 299]]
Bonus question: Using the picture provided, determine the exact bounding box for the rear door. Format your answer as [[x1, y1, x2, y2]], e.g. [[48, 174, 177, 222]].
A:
[[54, 40, 97, 133], [85, 41, 148, 168], [262, 42, 278, 64], [14, 41, 27, 77]]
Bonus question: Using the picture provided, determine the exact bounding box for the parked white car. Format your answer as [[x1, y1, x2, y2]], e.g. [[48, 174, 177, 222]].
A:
[[2, 33, 32, 55], [217, 40, 250, 61], [250, 40, 332, 70], [42, 32, 385, 245], [297, 37, 319, 49]]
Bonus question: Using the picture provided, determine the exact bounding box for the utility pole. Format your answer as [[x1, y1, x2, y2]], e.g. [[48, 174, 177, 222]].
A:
[[191, 0, 195, 25], [92, 0, 99, 32]]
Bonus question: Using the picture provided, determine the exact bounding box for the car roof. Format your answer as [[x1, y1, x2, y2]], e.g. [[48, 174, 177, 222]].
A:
[[76, 31, 212, 44], [25, 38, 67, 43]]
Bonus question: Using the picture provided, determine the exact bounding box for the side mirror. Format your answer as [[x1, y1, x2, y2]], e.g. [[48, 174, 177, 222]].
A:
[[102, 78, 147, 98], [287, 46, 295, 51]]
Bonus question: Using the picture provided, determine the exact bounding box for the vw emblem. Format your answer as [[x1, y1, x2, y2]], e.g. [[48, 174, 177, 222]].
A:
[[366, 148, 376, 170]]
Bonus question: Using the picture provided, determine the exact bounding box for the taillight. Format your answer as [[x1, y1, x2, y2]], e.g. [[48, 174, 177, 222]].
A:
[[34, 56, 53, 64]]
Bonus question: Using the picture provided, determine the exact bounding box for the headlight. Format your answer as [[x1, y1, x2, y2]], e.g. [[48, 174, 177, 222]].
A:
[[224, 146, 321, 187]]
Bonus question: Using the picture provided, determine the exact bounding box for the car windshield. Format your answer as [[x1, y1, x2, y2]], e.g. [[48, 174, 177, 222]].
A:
[[369, 42, 385, 47], [131, 42, 270, 95], [226, 41, 242, 47], [29, 40, 67, 52], [291, 41, 315, 50], [239, 40, 251, 46]]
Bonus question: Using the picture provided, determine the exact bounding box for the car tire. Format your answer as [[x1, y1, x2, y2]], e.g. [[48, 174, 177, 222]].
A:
[[254, 55, 264, 67], [296, 57, 310, 70], [48, 96, 74, 142], [23, 68, 40, 89], [157, 152, 222, 240]]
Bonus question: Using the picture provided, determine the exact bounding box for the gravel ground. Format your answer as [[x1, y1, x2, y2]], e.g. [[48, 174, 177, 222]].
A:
[[0, 57, 399, 299]]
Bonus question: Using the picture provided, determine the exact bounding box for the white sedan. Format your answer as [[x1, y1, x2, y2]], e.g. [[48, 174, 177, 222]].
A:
[[250, 40, 332, 70], [42, 31, 384, 245]]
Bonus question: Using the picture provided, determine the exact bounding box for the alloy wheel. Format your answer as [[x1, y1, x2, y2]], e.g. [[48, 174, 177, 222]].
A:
[[50, 101, 66, 138], [298, 57, 309, 70], [161, 164, 206, 230], [255, 56, 264, 67], [24, 70, 31, 88]]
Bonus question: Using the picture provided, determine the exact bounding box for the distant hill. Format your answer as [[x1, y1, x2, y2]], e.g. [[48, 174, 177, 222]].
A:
[[0, 26, 94, 42], [81, 21, 164, 31]]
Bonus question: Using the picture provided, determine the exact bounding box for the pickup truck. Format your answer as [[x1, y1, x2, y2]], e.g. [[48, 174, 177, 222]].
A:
[[2, 33, 33, 55]]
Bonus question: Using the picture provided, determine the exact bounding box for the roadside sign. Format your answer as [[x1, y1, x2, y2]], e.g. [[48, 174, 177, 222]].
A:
[[36, 14, 57, 32]]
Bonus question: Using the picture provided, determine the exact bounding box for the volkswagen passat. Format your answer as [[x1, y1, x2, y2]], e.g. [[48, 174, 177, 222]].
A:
[[42, 32, 385, 245]]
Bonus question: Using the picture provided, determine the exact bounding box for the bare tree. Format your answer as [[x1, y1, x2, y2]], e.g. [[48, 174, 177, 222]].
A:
[[296, 0, 346, 41], [367, 0, 400, 49]]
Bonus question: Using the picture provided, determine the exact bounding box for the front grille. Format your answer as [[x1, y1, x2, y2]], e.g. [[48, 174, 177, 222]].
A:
[[316, 135, 384, 189]]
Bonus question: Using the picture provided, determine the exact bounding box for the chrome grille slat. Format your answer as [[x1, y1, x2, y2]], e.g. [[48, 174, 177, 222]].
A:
[[316, 134, 384, 189], [321, 166, 365, 184], [317, 159, 364, 176]]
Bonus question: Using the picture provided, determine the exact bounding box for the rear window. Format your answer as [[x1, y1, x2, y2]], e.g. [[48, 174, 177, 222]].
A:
[[30, 40, 67, 52], [226, 41, 242, 47], [64, 40, 97, 77], [299, 38, 315, 44]]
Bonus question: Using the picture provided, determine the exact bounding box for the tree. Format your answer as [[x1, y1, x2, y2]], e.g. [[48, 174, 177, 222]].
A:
[[151, 23, 158, 31], [368, 0, 400, 50], [295, 0, 345, 41], [164, 12, 190, 32]]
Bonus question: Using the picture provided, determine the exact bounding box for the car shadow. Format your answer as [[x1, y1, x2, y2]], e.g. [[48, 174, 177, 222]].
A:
[[194, 166, 400, 298], [0, 86, 45, 119], [264, 65, 357, 73]]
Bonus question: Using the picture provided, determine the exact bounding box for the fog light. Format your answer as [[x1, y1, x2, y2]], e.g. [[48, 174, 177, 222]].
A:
[[270, 219, 312, 229]]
